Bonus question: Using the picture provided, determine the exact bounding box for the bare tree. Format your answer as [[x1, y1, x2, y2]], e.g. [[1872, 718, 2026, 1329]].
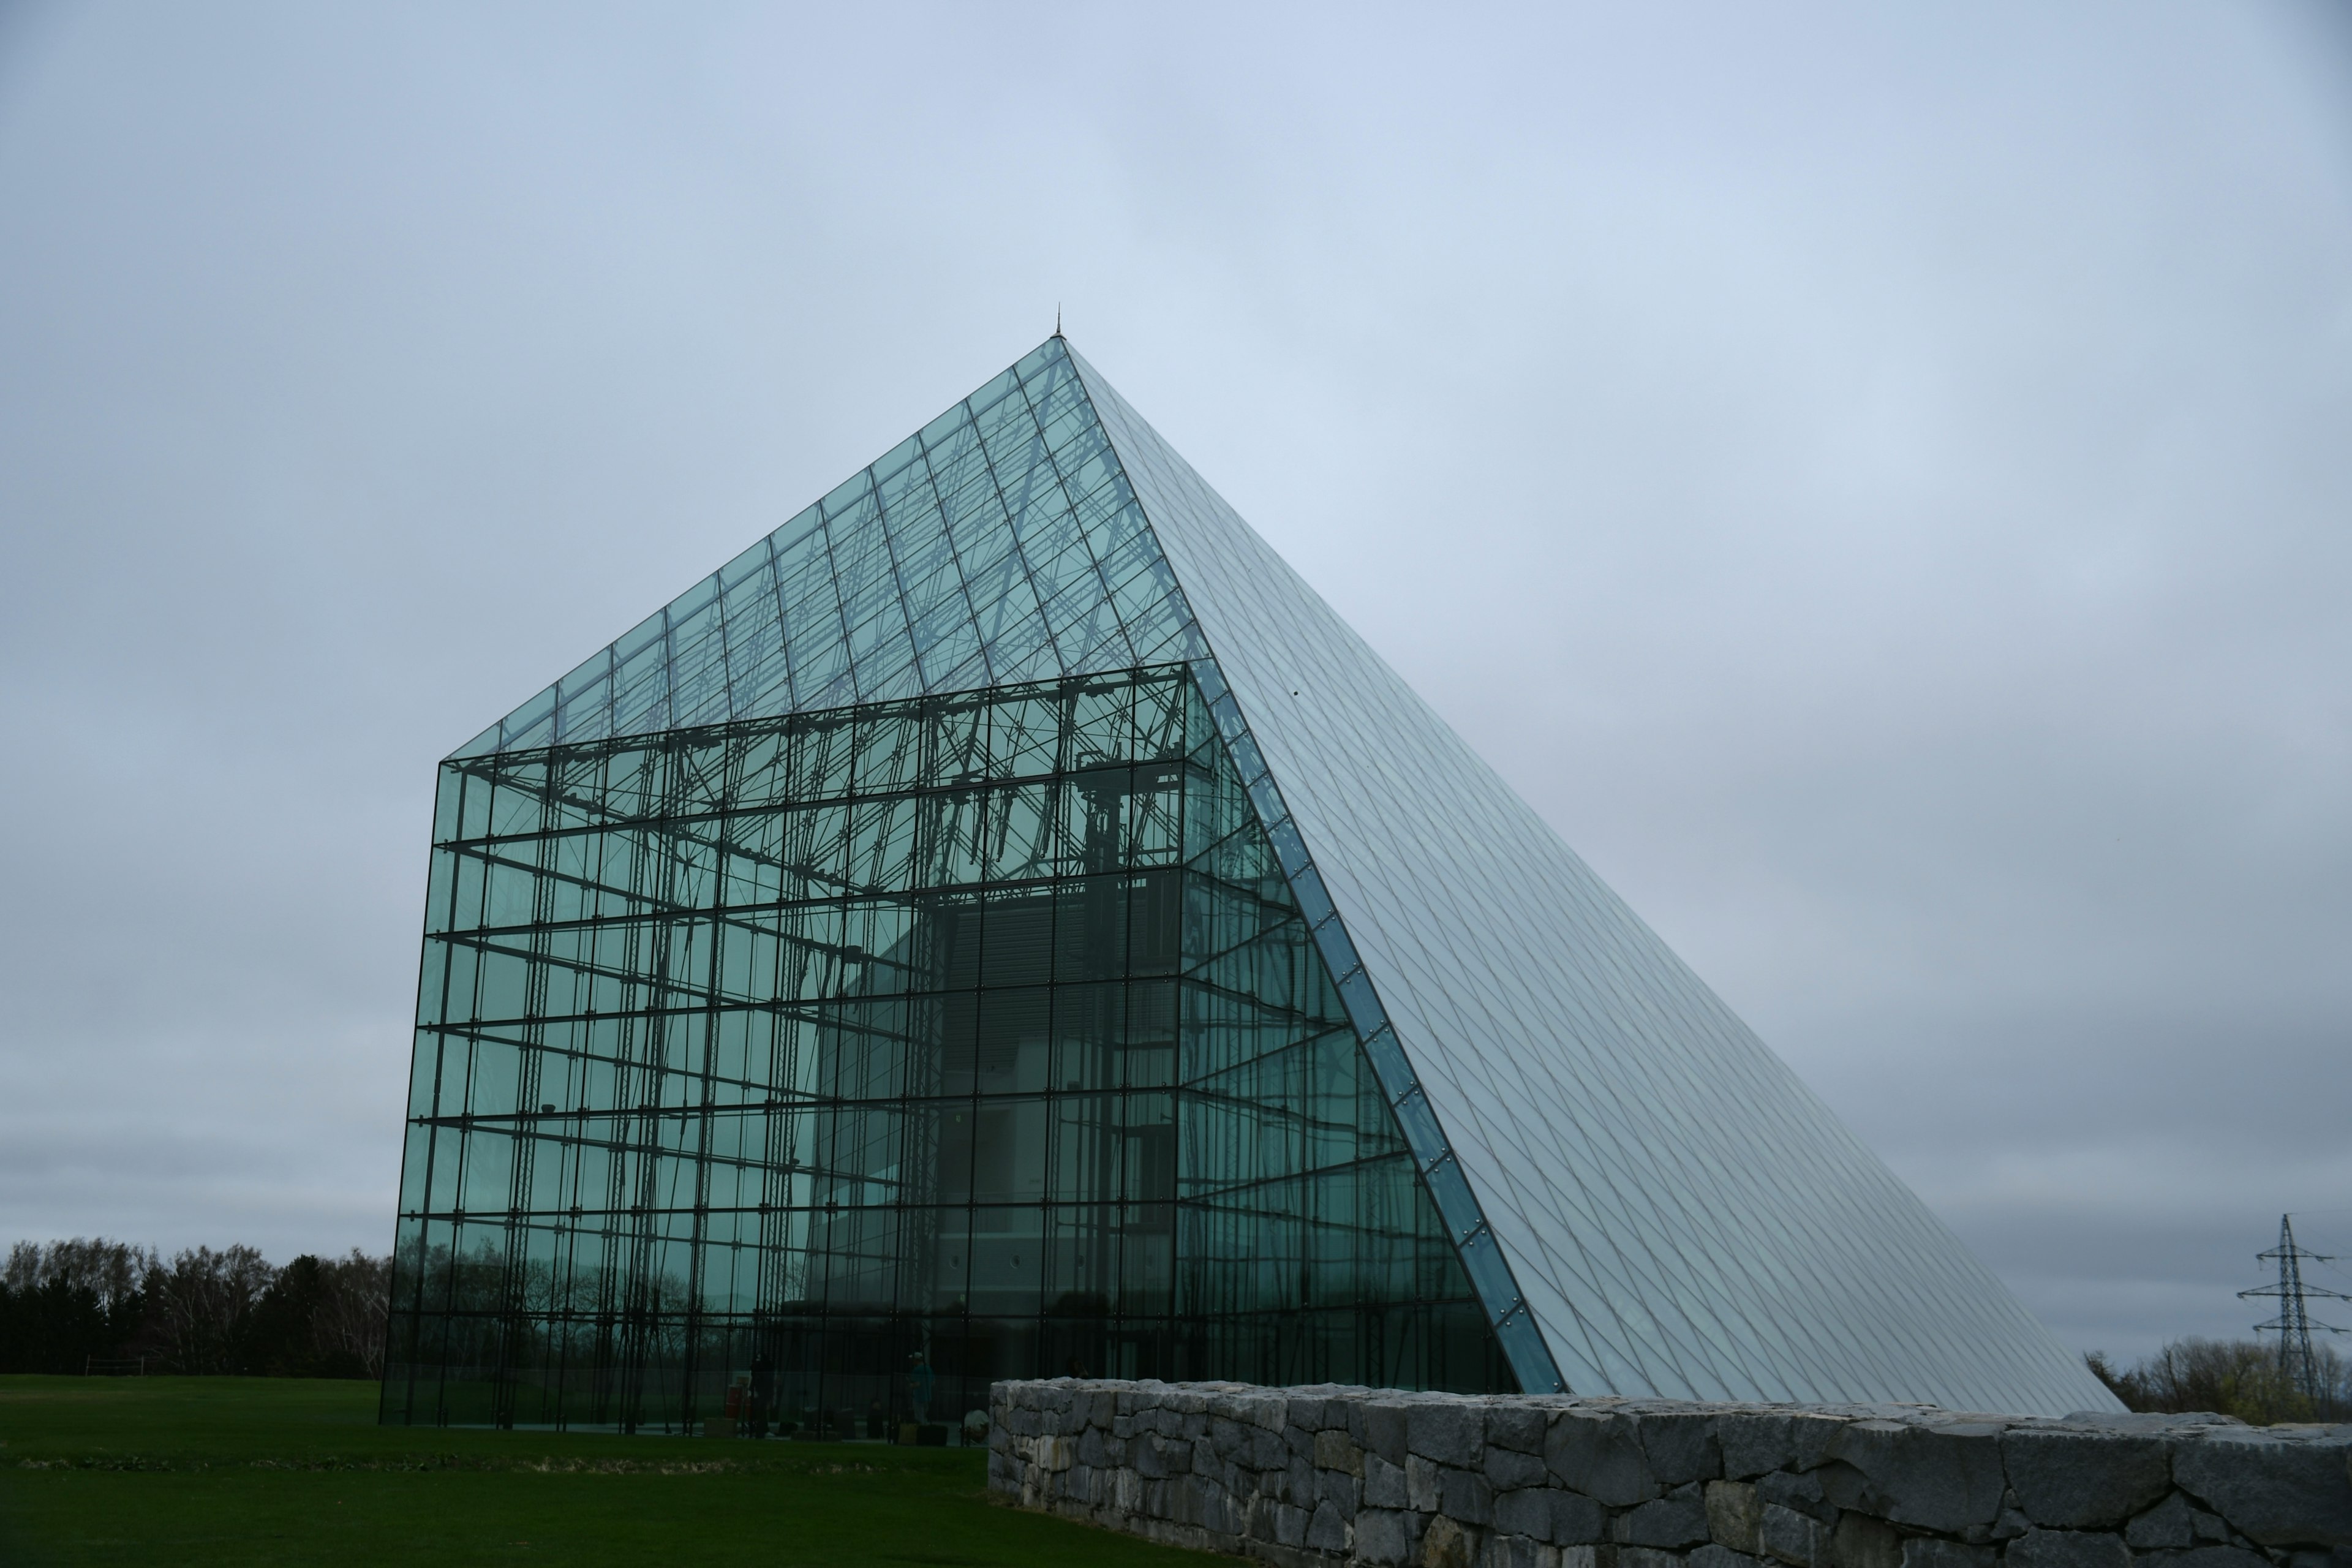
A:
[[309, 1250, 394, 1378], [141, 1245, 276, 1374], [7, 1237, 397, 1378], [2088, 1337, 2348, 1423], [4, 1237, 159, 1308]]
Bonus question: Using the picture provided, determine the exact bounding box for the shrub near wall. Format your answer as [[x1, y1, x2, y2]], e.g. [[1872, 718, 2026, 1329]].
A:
[[989, 1380, 2352, 1568]]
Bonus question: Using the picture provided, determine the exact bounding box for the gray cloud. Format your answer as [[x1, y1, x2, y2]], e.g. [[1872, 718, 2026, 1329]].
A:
[[1, 1, 2345, 1361]]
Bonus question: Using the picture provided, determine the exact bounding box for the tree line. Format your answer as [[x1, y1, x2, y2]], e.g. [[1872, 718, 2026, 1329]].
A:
[[0, 1237, 391, 1378], [2087, 1338, 2348, 1424], [11, 1235, 2343, 1417]]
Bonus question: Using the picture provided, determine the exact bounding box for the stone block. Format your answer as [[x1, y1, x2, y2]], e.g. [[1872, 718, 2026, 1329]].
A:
[[1831, 1512, 1901, 1568], [1789, 1417, 1849, 1473], [2005, 1528, 2130, 1568], [1619, 1548, 1689, 1568], [1709, 1480, 1763, 1552], [1318, 1427, 1368, 1477], [1238, 1394, 1288, 1432], [1619, 1493, 1711, 1548], [1423, 1515, 1479, 1568], [1552, 1411, 1663, 1507], [1552, 1491, 1611, 1545], [1411, 1455, 1446, 1512], [1721, 1417, 1798, 1480], [1759, 1470, 1834, 1523], [2003, 1430, 2171, 1529], [1823, 1422, 2007, 1534], [1646, 1413, 1727, 1485], [1368, 1403, 1415, 1466], [2126, 1495, 2230, 1551], [1273, 1501, 1310, 1548], [1442, 1466, 1498, 1526], [1898, 1539, 1993, 1568], [2128, 1494, 2203, 1550], [1309, 1499, 1349, 1551], [1496, 1487, 1556, 1541], [1491, 1404, 1550, 1454], [1414, 1402, 1491, 1468], [1482, 1534, 1555, 1568], [1368, 1453, 1410, 1509], [2139, 1549, 2270, 1568], [1321, 1469, 1365, 1514], [1358, 1509, 1417, 1567], [2174, 1434, 2352, 1548], [1760, 1503, 1826, 1568], [1489, 1447, 1551, 1490], [1692, 1547, 1760, 1568]]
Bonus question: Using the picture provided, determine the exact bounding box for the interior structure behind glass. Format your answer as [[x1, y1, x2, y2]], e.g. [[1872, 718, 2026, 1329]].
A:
[[385, 663, 1506, 1433]]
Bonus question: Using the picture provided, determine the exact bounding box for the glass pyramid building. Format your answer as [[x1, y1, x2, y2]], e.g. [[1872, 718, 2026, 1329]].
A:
[[383, 336, 2117, 1433]]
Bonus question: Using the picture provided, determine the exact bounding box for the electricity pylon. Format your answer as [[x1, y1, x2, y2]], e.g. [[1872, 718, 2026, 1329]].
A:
[[2238, 1214, 2350, 1405]]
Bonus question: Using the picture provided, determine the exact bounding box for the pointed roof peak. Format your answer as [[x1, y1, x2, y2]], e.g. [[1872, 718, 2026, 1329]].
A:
[[451, 334, 1197, 759]]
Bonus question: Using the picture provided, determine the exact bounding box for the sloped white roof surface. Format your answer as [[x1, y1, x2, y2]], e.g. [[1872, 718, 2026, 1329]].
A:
[[1071, 343, 2116, 1417]]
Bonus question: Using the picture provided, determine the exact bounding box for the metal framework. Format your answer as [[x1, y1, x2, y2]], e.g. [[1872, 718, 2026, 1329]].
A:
[[2239, 1213, 2348, 1403], [384, 330, 2122, 1427], [384, 665, 1504, 1433]]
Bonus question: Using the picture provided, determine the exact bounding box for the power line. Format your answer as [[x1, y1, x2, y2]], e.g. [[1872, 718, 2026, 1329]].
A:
[[2238, 1213, 2351, 1404]]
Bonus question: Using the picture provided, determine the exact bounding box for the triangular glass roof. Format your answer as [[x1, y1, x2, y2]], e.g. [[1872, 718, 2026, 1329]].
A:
[[456, 334, 2120, 1417], [453, 339, 1204, 759]]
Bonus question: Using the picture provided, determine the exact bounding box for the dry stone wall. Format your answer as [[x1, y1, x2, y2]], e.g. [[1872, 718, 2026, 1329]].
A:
[[988, 1380, 2352, 1568]]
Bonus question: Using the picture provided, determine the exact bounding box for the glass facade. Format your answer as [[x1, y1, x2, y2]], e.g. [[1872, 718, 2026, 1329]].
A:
[[391, 331, 2117, 1428], [385, 664, 1506, 1432]]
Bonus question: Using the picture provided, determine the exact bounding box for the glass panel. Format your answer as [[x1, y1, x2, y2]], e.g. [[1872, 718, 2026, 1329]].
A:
[[1424, 1156, 1483, 1243]]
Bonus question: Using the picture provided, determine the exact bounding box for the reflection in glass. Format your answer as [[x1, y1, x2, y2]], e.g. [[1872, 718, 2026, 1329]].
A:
[[385, 666, 1505, 1432]]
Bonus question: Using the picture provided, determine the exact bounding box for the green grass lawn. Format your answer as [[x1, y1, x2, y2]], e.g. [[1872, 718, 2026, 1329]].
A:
[[0, 1376, 1215, 1566]]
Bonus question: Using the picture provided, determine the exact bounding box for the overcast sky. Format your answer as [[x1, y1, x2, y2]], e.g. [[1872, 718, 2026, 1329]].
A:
[[2, 2, 2347, 1363]]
